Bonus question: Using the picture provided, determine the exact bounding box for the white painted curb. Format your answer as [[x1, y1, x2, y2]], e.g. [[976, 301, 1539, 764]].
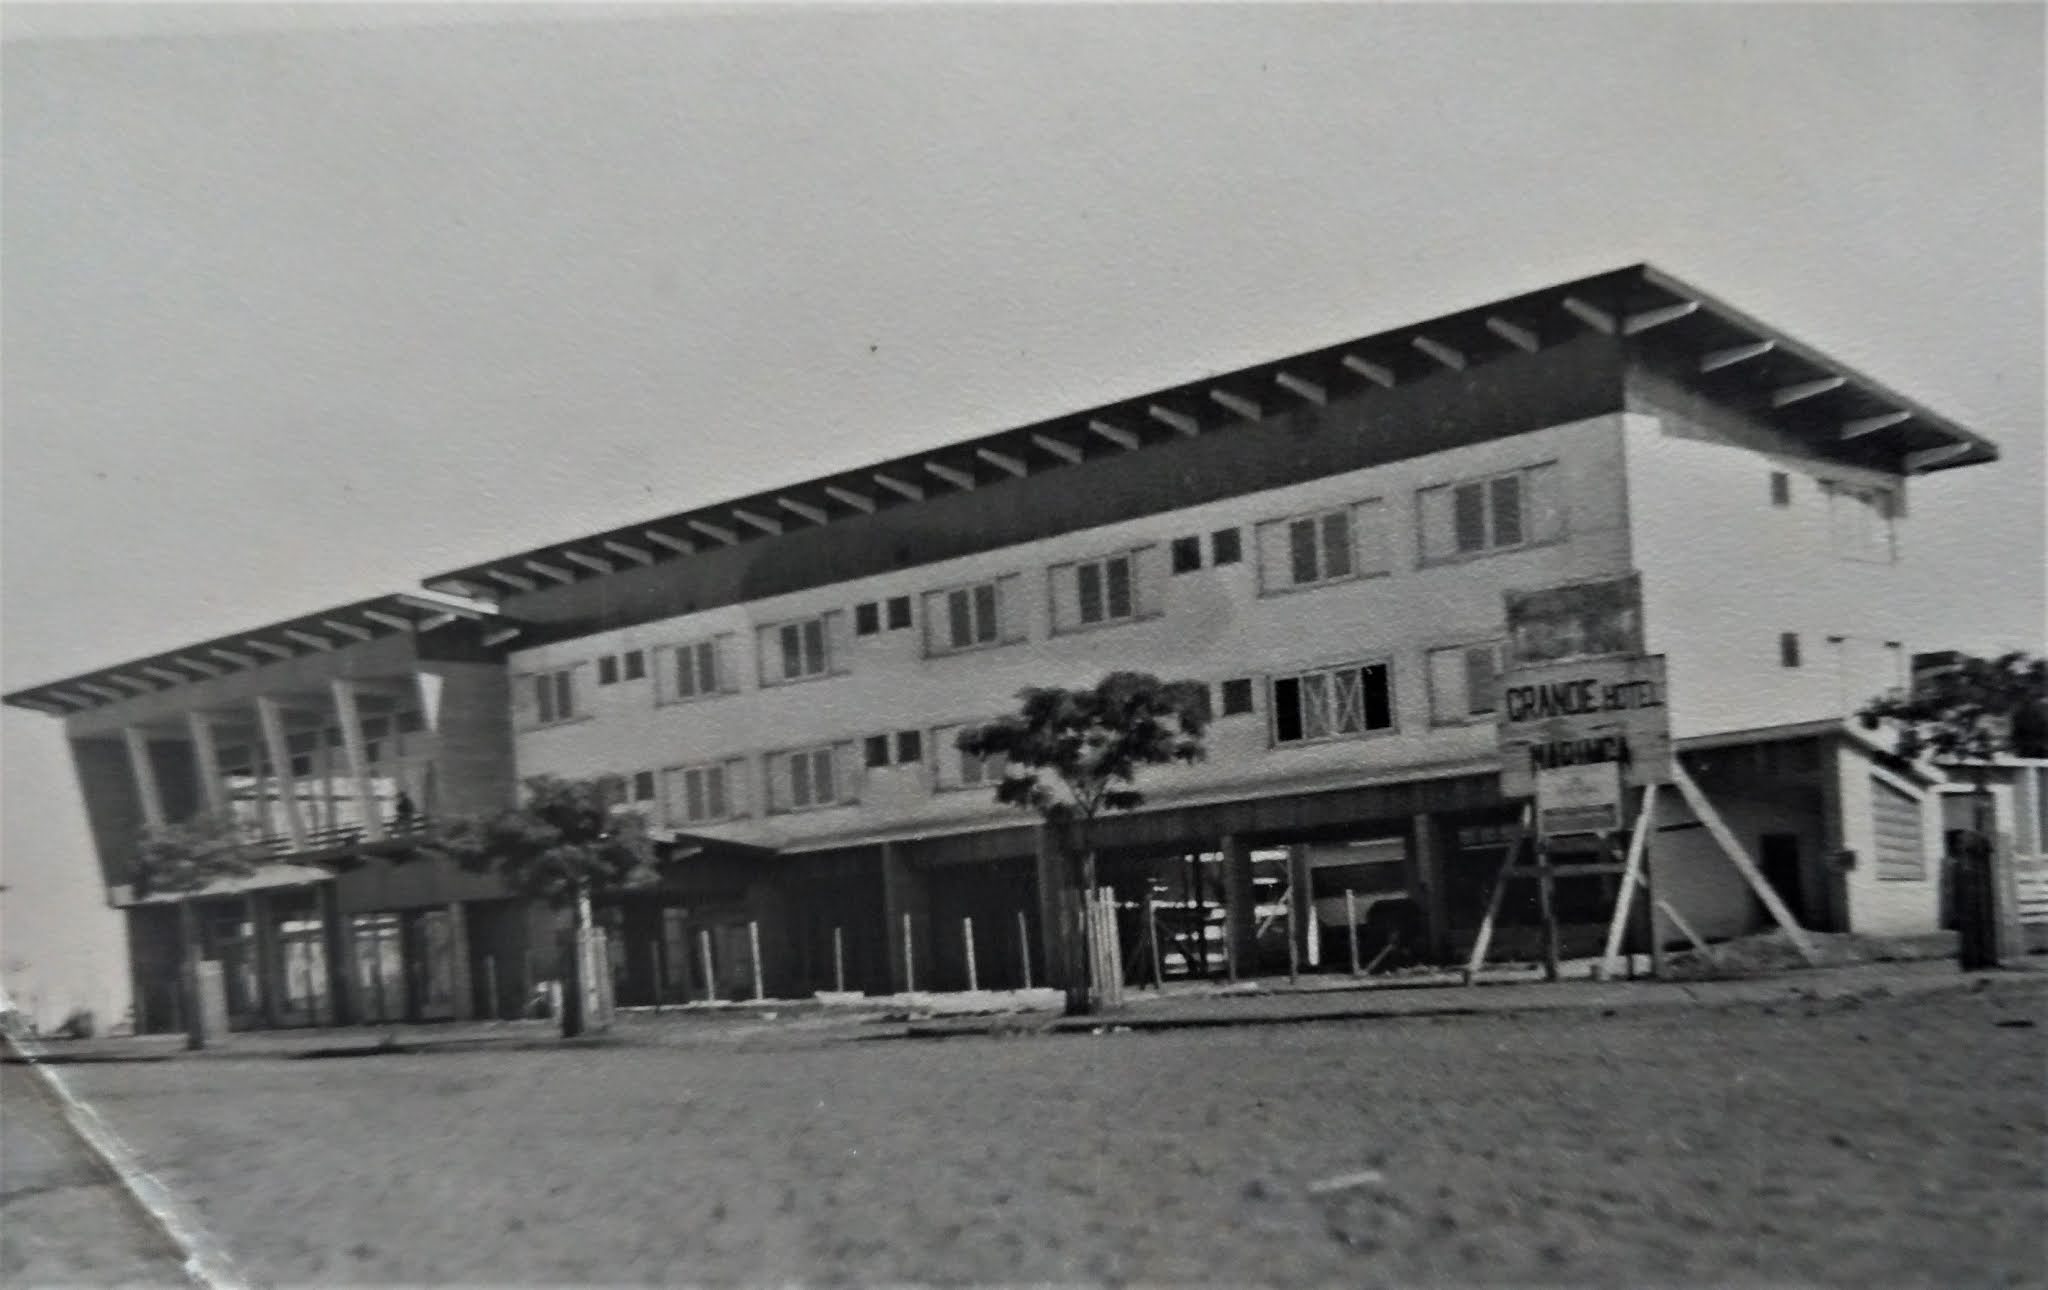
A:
[[6, 1033, 249, 1290]]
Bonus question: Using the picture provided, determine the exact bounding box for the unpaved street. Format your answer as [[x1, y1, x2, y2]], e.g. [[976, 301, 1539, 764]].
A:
[[50, 977, 2048, 1287]]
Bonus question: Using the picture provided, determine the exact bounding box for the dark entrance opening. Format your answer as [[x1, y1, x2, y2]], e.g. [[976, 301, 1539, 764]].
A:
[[1758, 833, 1806, 926]]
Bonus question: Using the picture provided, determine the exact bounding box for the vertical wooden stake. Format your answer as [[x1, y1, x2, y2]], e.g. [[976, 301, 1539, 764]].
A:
[[1016, 910, 1032, 990], [698, 928, 717, 1004], [1643, 843, 1665, 979], [485, 955, 500, 1022], [649, 942, 664, 1013], [1145, 893, 1164, 989], [1286, 891, 1300, 984], [1225, 898, 1238, 984], [748, 920, 764, 1001], [964, 917, 979, 992], [1345, 890, 1360, 976], [832, 926, 845, 994], [902, 911, 914, 994]]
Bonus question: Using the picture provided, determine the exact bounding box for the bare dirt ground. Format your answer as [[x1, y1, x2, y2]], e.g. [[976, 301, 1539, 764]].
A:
[[50, 975, 2047, 1288], [0, 1061, 189, 1287]]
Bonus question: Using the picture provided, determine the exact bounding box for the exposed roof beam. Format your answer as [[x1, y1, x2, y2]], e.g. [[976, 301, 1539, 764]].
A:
[[1088, 419, 1140, 451], [778, 497, 829, 525], [1148, 404, 1201, 436], [432, 580, 491, 601], [524, 559, 574, 584], [1411, 336, 1466, 371], [975, 447, 1027, 478], [1623, 300, 1699, 335], [1340, 354, 1394, 388], [142, 666, 190, 685], [15, 699, 67, 716], [282, 629, 334, 652], [1030, 433, 1084, 464], [320, 619, 374, 642], [361, 608, 414, 632], [487, 569, 537, 592], [209, 647, 254, 668], [1209, 390, 1262, 421], [49, 689, 94, 709], [562, 550, 614, 575], [109, 674, 155, 694], [78, 682, 125, 702], [175, 656, 221, 677], [1700, 339, 1775, 372], [1771, 376, 1847, 408], [688, 519, 738, 545], [872, 472, 924, 501], [601, 539, 654, 565], [1273, 371, 1327, 405], [483, 626, 524, 648], [732, 507, 782, 535], [1841, 410, 1913, 440], [1484, 317, 1539, 353], [1905, 442, 1972, 472], [1561, 296, 1617, 335], [418, 613, 458, 633], [824, 485, 876, 513], [643, 529, 693, 555], [243, 640, 295, 661], [925, 461, 976, 491]]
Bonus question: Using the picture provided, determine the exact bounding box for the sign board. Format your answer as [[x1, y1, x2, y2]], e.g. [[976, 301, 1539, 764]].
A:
[[1504, 573, 1645, 666], [1498, 653, 1671, 797], [1535, 762, 1623, 840]]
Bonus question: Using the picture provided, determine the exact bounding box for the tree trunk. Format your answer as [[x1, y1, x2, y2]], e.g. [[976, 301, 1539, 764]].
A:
[[1064, 845, 1102, 1017]]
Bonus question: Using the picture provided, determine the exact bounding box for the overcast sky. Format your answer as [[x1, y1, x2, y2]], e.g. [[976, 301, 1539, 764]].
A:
[[3, 3, 2041, 1025]]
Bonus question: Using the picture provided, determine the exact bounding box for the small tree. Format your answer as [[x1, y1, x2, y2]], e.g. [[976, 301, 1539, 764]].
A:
[[957, 672, 1210, 1014], [416, 773, 662, 1035], [132, 810, 263, 1050], [1859, 650, 2046, 969]]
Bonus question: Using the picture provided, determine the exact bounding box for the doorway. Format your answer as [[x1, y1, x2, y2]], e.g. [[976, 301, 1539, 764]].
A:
[[1758, 833, 1807, 926]]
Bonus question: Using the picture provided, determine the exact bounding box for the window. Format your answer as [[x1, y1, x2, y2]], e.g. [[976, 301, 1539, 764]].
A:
[[1078, 554, 1135, 624], [933, 722, 1006, 790], [396, 710, 424, 734], [1770, 471, 1791, 507], [623, 650, 645, 681], [1211, 527, 1242, 565], [1271, 662, 1394, 743], [1219, 678, 1255, 716], [663, 760, 746, 826], [1780, 632, 1802, 668], [894, 730, 923, 764], [532, 668, 576, 725], [1427, 642, 1504, 724], [665, 638, 726, 702], [865, 734, 892, 769], [631, 771, 656, 802], [758, 613, 842, 683], [1417, 464, 1561, 563], [960, 744, 1006, 787], [885, 596, 913, 630], [1255, 500, 1387, 593], [923, 577, 1021, 656], [598, 655, 619, 686], [1171, 536, 1203, 574], [1826, 481, 1898, 563], [855, 602, 882, 636], [772, 745, 852, 811]]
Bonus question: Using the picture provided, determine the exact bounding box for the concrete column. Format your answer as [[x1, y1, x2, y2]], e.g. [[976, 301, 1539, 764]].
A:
[[1221, 834, 1257, 975], [248, 891, 283, 1028], [1413, 812, 1448, 963], [322, 883, 358, 1026], [122, 727, 168, 830], [254, 696, 308, 851], [447, 902, 474, 1021], [1288, 845, 1315, 968], [328, 679, 386, 842], [1032, 824, 1073, 992], [185, 711, 228, 816]]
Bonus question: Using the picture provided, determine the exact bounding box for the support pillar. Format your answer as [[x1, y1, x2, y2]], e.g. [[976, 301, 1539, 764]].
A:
[[329, 680, 386, 842], [879, 842, 929, 994], [1412, 812, 1448, 964], [122, 727, 168, 831], [254, 696, 308, 851], [1287, 844, 1315, 969], [185, 711, 228, 817], [1222, 834, 1257, 977], [1032, 825, 1073, 993], [248, 890, 283, 1028], [447, 902, 474, 1021]]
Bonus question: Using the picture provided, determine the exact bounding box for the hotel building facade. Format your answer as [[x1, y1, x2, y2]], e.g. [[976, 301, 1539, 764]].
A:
[[9, 264, 2037, 1032]]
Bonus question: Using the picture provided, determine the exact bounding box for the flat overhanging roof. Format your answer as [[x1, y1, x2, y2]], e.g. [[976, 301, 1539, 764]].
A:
[[419, 263, 2002, 604], [2, 590, 503, 718]]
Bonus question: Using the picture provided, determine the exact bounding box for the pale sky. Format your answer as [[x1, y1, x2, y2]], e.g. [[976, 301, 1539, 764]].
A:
[[3, 2, 2042, 1028]]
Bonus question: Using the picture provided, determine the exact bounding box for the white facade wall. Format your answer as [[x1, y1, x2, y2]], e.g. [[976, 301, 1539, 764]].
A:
[[1622, 406, 1918, 740], [510, 413, 1633, 852], [1833, 745, 1945, 936]]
